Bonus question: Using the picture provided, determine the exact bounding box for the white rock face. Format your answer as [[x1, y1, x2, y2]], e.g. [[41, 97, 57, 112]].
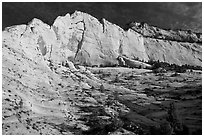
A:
[[4, 11, 200, 68], [52, 11, 149, 66], [118, 55, 152, 69], [144, 38, 202, 66], [2, 10, 202, 135], [129, 22, 202, 66]]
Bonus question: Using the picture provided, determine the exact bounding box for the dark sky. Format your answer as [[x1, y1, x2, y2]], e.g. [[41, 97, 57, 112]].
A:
[[2, 2, 202, 32]]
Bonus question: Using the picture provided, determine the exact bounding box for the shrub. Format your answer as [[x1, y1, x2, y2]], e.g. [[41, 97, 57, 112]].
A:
[[166, 102, 189, 135], [147, 59, 201, 73]]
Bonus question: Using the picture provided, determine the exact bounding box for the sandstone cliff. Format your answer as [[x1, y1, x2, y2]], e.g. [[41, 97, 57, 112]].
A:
[[52, 11, 149, 67], [128, 22, 202, 66], [2, 11, 202, 135], [3, 11, 201, 68]]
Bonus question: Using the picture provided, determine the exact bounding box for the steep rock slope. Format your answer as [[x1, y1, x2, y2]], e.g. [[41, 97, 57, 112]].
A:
[[129, 22, 202, 43], [2, 10, 202, 135], [52, 11, 149, 66], [128, 22, 202, 66], [50, 11, 202, 67], [2, 16, 140, 134], [3, 11, 201, 68], [2, 24, 148, 134]]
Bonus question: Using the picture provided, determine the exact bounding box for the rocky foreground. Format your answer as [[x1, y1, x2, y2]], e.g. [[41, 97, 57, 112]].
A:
[[2, 11, 202, 135]]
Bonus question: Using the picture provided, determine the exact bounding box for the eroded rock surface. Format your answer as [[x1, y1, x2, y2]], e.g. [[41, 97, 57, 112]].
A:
[[129, 22, 202, 43], [52, 11, 149, 66], [128, 22, 202, 66], [2, 11, 202, 135]]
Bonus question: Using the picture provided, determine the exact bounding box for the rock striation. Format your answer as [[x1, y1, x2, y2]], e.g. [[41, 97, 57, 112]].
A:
[[128, 22, 202, 43], [2, 10, 202, 135], [52, 11, 149, 67], [128, 22, 202, 66], [3, 11, 201, 68]]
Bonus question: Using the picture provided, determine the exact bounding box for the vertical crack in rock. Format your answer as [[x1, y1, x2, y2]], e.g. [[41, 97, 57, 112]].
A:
[[84, 50, 91, 58], [163, 54, 166, 62], [52, 26, 60, 40], [74, 20, 86, 59], [37, 36, 47, 56], [99, 18, 105, 33], [118, 39, 123, 55], [20, 25, 29, 37], [49, 44, 53, 60]]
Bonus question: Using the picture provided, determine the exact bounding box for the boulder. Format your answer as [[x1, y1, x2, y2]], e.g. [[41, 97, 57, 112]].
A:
[[118, 55, 152, 69]]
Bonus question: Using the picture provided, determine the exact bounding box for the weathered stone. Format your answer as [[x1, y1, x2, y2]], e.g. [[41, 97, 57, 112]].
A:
[[129, 22, 202, 43], [144, 38, 202, 66], [2, 10, 202, 135], [118, 55, 152, 69], [3, 11, 202, 68]]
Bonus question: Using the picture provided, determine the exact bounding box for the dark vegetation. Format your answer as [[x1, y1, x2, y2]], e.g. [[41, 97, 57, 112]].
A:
[[131, 57, 202, 73], [146, 102, 190, 135], [147, 59, 202, 73], [96, 56, 202, 73], [78, 101, 193, 135], [79, 106, 123, 135], [87, 61, 201, 135]]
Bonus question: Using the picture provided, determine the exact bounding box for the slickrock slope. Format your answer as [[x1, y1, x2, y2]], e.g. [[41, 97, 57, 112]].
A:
[[128, 22, 202, 66], [51, 11, 202, 67], [52, 11, 149, 66], [2, 14, 142, 134], [3, 11, 201, 68], [2, 11, 202, 135], [129, 22, 202, 43]]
